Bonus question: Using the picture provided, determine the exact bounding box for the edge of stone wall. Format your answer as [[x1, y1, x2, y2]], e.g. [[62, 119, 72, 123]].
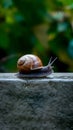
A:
[[0, 73, 73, 130]]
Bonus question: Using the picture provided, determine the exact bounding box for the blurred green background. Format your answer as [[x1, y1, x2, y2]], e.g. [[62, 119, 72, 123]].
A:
[[0, 0, 73, 72]]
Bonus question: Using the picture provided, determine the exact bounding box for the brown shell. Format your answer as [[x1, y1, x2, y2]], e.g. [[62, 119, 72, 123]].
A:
[[17, 54, 43, 73]]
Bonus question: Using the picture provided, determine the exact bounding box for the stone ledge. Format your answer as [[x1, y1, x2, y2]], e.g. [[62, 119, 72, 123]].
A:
[[0, 73, 73, 130]]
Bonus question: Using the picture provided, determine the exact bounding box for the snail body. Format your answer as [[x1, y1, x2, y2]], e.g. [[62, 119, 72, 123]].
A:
[[17, 54, 57, 78]]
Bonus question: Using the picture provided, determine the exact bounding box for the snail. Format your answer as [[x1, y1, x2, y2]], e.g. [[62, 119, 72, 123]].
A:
[[17, 54, 57, 78]]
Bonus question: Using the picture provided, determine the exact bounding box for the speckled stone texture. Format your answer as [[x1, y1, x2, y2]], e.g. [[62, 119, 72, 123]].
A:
[[0, 73, 73, 130]]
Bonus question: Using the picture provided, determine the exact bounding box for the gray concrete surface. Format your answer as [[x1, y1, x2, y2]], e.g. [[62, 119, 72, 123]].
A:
[[0, 73, 73, 130]]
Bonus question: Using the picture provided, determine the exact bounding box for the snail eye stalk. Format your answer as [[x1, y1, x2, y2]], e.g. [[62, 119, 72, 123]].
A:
[[48, 57, 57, 66]]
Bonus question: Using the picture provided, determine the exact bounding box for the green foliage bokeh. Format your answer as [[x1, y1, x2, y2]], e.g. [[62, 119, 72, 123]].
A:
[[0, 0, 73, 72]]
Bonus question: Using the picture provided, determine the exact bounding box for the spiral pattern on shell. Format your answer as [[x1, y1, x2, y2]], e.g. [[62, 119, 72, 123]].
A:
[[17, 54, 43, 73]]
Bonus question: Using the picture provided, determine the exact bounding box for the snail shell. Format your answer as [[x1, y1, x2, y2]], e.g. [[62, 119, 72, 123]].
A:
[[17, 54, 57, 78], [17, 54, 43, 73]]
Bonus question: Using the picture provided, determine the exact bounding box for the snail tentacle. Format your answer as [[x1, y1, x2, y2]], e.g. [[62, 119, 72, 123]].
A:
[[48, 57, 57, 66]]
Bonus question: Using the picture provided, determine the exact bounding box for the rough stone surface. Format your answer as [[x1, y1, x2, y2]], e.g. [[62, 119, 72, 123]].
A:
[[0, 73, 73, 130]]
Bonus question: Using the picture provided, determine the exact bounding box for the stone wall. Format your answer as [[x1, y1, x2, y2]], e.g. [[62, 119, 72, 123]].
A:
[[0, 73, 73, 130]]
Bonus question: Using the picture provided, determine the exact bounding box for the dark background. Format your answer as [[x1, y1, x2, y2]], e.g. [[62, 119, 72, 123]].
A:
[[0, 0, 73, 72]]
